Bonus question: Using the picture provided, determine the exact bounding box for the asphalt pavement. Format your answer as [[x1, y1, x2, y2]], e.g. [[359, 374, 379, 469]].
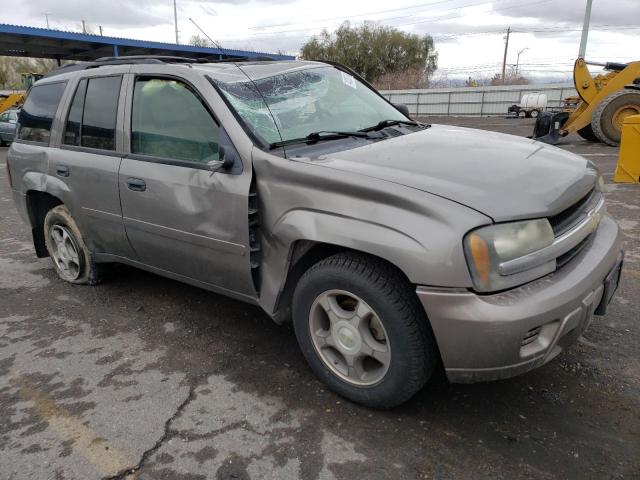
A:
[[1, 117, 639, 479]]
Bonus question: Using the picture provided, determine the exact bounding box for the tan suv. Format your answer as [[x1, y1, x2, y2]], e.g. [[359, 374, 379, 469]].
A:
[[7, 56, 623, 407]]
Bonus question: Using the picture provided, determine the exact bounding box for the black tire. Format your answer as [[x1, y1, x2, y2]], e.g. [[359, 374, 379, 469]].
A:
[[591, 90, 640, 146], [43, 205, 105, 285], [530, 109, 540, 119], [577, 124, 599, 142], [292, 252, 437, 408]]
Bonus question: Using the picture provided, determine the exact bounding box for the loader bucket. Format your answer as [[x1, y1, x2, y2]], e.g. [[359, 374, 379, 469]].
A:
[[532, 111, 570, 144]]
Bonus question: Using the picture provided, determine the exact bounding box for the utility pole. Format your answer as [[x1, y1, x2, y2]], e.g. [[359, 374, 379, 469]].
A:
[[99, 25, 103, 36], [501, 27, 511, 84], [578, 0, 593, 58], [81, 20, 87, 34], [173, 0, 179, 44], [43, 13, 50, 29]]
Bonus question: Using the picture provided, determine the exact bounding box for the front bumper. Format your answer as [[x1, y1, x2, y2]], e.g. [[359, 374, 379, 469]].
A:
[[417, 215, 623, 383]]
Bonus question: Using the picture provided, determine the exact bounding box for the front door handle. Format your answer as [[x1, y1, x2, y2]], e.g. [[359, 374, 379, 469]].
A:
[[56, 164, 69, 177], [126, 177, 146, 192]]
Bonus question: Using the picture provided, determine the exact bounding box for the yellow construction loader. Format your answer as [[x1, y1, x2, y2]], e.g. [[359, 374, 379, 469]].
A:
[[533, 59, 640, 146], [0, 73, 44, 115]]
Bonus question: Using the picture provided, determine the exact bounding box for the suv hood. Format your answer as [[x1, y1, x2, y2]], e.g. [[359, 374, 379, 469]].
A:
[[309, 124, 597, 221]]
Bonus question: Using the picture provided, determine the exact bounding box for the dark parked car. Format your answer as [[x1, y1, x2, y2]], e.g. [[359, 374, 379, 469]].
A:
[[0, 109, 18, 145]]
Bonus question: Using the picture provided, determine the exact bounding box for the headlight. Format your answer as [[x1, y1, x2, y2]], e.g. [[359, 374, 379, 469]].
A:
[[464, 219, 555, 292]]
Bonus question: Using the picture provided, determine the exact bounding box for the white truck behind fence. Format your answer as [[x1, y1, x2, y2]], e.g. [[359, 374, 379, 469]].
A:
[[380, 83, 577, 117]]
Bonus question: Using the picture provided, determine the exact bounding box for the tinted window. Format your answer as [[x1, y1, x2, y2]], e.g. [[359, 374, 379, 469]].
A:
[[81, 76, 121, 150], [0, 112, 8, 122], [131, 78, 219, 164], [63, 79, 87, 146], [17, 82, 66, 143]]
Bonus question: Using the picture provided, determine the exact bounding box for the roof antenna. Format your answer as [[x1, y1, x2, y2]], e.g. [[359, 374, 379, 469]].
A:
[[189, 17, 227, 57]]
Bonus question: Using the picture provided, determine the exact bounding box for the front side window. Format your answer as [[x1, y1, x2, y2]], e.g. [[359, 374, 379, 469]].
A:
[[62, 76, 121, 150], [131, 77, 219, 165], [17, 82, 66, 143], [215, 66, 406, 146]]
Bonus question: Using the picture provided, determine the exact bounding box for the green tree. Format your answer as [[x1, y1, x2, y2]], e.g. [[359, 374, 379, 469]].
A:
[[300, 21, 438, 85]]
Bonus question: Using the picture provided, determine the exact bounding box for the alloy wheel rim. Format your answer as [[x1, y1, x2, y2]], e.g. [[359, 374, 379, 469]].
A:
[[308, 289, 391, 386], [49, 224, 81, 281]]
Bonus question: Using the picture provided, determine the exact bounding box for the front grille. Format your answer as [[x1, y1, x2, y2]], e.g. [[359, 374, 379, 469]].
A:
[[556, 235, 592, 269], [548, 188, 601, 236], [521, 326, 542, 346]]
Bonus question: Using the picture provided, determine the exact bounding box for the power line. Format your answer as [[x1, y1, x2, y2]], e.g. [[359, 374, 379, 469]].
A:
[[249, 0, 464, 30], [227, 0, 526, 38]]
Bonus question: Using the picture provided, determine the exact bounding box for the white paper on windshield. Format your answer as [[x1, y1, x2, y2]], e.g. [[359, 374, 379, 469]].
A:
[[341, 72, 357, 89]]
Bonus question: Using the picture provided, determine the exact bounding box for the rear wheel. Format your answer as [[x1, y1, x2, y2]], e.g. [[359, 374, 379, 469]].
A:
[[530, 109, 540, 119], [592, 90, 640, 146], [292, 253, 437, 408], [577, 124, 599, 142], [44, 205, 105, 285]]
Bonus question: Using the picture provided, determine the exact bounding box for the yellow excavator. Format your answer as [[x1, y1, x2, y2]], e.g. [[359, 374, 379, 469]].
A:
[[533, 59, 640, 146], [0, 73, 44, 115]]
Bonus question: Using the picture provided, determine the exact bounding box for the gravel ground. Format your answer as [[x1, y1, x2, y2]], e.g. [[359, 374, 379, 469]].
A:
[[1, 117, 639, 480]]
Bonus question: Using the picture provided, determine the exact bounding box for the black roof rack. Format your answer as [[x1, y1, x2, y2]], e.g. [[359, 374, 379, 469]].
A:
[[42, 54, 278, 79], [96, 55, 203, 63]]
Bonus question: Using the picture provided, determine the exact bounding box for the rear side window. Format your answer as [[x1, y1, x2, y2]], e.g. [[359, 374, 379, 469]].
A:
[[63, 75, 121, 151], [17, 82, 66, 144], [64, 79, 87, 146], [131, 77, 219, 164]]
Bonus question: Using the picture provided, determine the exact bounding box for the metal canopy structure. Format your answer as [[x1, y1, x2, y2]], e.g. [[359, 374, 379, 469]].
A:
[[0, 23, 294, 63]]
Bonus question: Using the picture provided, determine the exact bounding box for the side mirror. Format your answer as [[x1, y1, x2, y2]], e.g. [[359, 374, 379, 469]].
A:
[[207, 146, 235, 173], [393, 103, 411, 118]]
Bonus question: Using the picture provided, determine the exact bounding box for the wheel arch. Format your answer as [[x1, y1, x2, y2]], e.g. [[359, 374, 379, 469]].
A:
[[268, 238, 418, 325], [25, 190, 64, 258]]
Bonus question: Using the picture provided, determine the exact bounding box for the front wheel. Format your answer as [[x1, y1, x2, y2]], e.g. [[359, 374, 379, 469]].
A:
[[577, 124, 599, 142], [292, 253, 437, 408], [592, 90, 640, 146]]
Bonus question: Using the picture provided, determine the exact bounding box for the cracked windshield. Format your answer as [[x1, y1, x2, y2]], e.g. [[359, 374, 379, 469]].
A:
[[216, 66, 406, 145]]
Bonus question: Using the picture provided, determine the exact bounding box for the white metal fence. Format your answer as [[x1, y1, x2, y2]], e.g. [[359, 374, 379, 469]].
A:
[[380, 83, 577, 117]]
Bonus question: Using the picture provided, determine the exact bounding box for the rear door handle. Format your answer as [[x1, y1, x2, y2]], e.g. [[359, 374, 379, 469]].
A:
[[126, 177, 146, 192], [56, 164, 69, 177]]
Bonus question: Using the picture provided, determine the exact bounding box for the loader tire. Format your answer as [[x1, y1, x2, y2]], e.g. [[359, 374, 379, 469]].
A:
[[591, 90, 640, 146], [577, 124, 599, 142]]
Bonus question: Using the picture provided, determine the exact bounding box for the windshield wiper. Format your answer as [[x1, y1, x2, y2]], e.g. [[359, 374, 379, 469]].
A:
[[359, 119, 424, 132], [269, 130, 375, 149]]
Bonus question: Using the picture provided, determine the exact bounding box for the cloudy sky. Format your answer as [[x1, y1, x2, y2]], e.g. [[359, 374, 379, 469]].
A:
[[5, 0, 640, 81]]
